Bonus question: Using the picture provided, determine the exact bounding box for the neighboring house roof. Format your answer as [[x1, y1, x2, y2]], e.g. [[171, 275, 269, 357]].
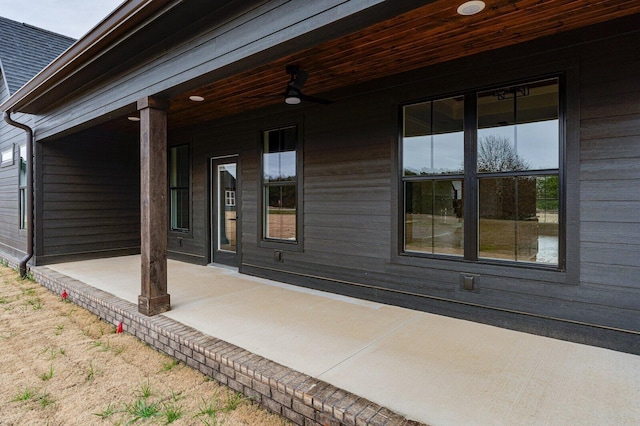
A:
[[0, 16, 75, 95]]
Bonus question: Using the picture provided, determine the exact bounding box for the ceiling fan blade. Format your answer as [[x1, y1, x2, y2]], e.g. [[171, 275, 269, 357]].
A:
[[290, 68, 308, 91], [299, 92, 333, 105]]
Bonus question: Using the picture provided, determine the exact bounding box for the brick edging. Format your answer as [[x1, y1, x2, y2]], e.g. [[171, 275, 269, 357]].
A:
[[29, 265, 423, 426]]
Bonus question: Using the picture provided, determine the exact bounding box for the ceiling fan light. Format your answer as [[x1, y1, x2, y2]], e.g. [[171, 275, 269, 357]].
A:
[[285, 95, 301, 105]]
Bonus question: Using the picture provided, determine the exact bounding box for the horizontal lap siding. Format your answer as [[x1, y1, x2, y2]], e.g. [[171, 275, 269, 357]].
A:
[[240, 153, 259, 244], [579, 30, 640, 307], [0, 99, 28, 257], [301, 98, 393, 275], [37, 134, 140, 263]]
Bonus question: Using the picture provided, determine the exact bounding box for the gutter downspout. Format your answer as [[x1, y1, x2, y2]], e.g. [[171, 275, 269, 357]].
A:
[[3, 112, 34, 278]]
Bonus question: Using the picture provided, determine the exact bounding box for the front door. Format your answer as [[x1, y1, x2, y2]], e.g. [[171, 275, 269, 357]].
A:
[[211, 157, 239, 267]]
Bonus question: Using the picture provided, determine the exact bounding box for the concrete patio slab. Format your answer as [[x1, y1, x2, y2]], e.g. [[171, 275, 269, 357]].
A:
[[47, 255, 640, 425], [318, 312, 640, 425]]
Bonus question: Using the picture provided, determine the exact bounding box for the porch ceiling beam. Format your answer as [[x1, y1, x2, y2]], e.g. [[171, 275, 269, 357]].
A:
[[138, 96, 170, 316]]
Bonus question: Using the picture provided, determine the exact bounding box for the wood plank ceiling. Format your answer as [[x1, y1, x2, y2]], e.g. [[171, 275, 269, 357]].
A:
[[163, 0, 640, 129]]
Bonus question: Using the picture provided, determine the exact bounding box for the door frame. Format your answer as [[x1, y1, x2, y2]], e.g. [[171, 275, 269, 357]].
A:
[[209, 155, 240, 267]]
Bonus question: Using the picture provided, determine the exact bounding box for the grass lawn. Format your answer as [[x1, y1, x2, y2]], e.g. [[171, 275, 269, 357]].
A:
[[0, 265, 290, 425]]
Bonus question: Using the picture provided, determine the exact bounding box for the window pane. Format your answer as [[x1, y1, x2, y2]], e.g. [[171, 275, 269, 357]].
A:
[[264, 127, 296, 182], [19, 146, 27, 187], [479, 176, 558, 265], [218, 164, 237, 253], [265, 185, 296, 240], [169, 145, 189, 231], [19, 146, 27, 230], [170, 145, 189, 187], [479, 177, 517, 261], [516, 176, 541, 262], [405, 181, 434, 252], [403, 96, 464, 175], [1, 147, 13, 166], [403, 102, 431, 175], [534, 175, 559, 265], [405, 180, 463, 255], [478, 79, 559, 172], [19, 188, 26, 230], [170, 188, 189, 231]]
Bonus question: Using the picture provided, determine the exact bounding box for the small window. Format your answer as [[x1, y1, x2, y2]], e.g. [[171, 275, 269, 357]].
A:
[[1, 146, 14, 167], [225, 190, 236, 207], [19, 145, 27, 230], [262, 126, 297, 242], [169, 145, 190, 232]]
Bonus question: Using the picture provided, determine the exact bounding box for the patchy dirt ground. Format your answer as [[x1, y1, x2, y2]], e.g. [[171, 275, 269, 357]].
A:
[[0, 265, 290, 426]]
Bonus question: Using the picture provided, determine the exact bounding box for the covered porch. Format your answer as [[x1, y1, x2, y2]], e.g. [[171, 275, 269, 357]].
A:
[[29, 255, 640, 425]]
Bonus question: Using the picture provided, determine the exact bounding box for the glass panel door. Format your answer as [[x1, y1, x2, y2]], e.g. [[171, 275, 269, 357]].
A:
[[211, 157, 239, 267]]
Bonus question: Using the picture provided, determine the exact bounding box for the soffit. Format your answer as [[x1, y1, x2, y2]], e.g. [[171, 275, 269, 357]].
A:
[[164, 0, 640, 129]]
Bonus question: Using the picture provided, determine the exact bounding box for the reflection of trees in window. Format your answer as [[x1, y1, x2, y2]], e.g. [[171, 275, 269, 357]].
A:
[[266, 184, 296, 210], [477, 135, 529, 172], [477, 78, 560, 264], [401, 77, 561, 266], [479, 177, 537, 221], [536, 175, 559, 225], [263, 126, 297, 241]]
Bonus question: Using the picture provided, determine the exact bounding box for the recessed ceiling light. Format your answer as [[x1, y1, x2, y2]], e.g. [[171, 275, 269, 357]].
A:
[[189, 95, 205, 102], [457, 0, 485, 16], [127, 116, 140, 122]]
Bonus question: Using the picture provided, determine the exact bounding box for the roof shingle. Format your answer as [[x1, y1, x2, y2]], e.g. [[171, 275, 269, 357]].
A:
[[0, 16, 75, 95]]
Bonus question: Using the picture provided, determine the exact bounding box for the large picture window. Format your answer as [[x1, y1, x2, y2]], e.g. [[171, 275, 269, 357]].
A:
[[169, 144, 190, 232], [262, 126, 297, 242], [402, 78, 561, 267]]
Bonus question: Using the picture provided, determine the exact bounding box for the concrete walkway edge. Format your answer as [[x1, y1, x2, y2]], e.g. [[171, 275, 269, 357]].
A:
[[30, 265, 424, 426]]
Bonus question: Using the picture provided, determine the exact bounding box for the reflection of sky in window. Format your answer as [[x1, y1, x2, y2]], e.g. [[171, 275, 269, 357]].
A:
[[478, 120, 558, 170], [264, 151, 296, 181], [219, 164, 237, 179], [403, 131, 464, 175]]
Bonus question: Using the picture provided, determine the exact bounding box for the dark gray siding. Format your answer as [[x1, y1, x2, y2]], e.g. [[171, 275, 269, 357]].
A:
[[0, 75, 28, 258], [171, 19, 639, 352], [578, 33, 640, 316], [35, 132, 140, 264]]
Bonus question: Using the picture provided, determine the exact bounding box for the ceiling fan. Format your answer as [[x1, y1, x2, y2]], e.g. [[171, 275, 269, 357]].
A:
[[266, 65, 333, 105]]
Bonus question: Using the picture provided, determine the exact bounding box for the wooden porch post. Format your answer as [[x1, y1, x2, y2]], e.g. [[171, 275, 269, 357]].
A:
[[137, 96, 170, 316]]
